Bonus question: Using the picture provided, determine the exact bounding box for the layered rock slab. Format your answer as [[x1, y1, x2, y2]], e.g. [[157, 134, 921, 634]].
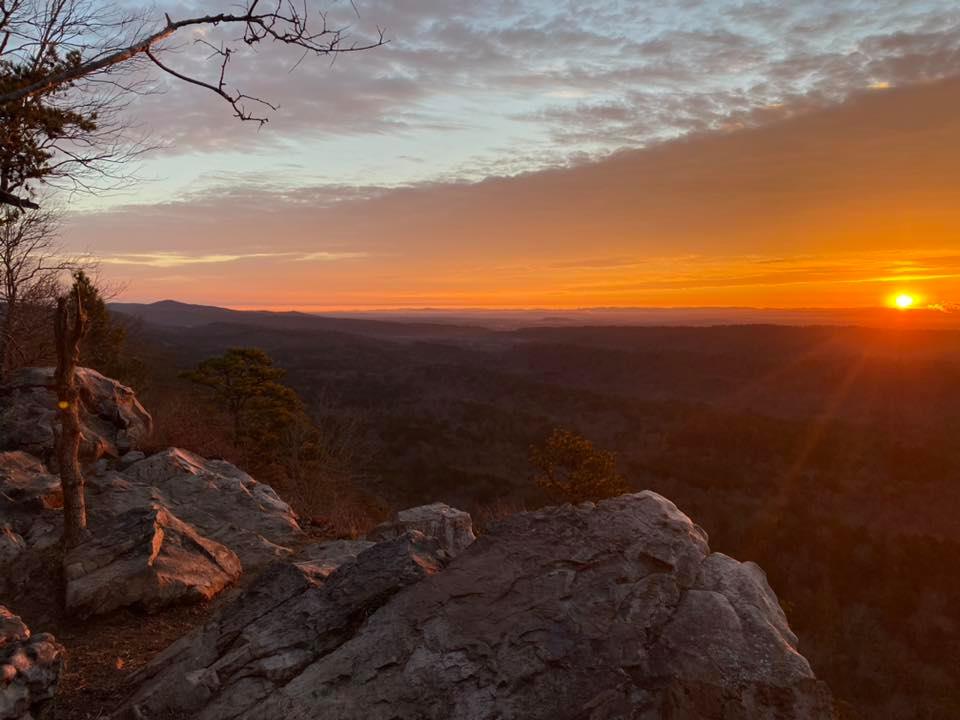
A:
[[113, 448, 304, 570], [117, 532, 447, 720], [0, 606, 64, 720], [116, 492, 834, 720], [64, 504, 242, 619]]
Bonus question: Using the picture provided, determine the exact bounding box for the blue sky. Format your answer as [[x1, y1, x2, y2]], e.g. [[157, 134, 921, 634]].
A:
[[78, 0, 960, 209]]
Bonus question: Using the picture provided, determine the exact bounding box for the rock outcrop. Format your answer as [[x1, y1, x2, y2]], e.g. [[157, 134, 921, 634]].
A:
[[0, 606, 64, 720], [368, 502, 476, 556], [116, 492, 834, 720], [0, 367, 152, 463], [116, 448, 303, 568], [64, 504, 242, 618], [0, 449, 303, 615], [0, 369, 303, 618]]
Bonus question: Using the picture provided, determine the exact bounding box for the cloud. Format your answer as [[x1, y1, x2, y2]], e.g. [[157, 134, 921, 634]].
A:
[[98, 250, 369, 267], [124, 0, 960, 176], [99, 252, 296, 268], [295, 251, 371, 262], [67, 74, 960, 309]]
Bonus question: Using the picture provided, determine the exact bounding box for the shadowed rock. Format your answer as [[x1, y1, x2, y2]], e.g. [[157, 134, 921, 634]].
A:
[[116, 532, 447, 720], [0, 367, 152, 463], [0, 606, 64, 720], [368, 502, 476, 556], [115, 493, 834, 720], [0, 452, 61, 512]]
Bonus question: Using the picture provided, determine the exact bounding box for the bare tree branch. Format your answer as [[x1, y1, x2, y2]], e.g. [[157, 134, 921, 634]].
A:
[[1, 3, 386, 107], [0, 0, 385, 207]]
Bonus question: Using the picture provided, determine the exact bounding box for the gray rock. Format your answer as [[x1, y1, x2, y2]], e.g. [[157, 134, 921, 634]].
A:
[[0, 606, 64, 720], [115, 492, 834, 720], [118, 450, 146, 469], [292, 539, 376, 578], [0, 527, 25, 566], [0, 367, 152, 462], [0, 445, 304, 615], [368, 502, 476, 556], [64, 504, 242, 619], [0, 452, 60, 511], [0, 372, 302, 618], [117, 532, 447, 720], [117, 448, 304, 570], [0, 453, 61, 600]]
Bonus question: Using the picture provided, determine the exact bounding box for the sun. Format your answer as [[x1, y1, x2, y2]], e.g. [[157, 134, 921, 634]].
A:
[[893, 293, 916, 310]]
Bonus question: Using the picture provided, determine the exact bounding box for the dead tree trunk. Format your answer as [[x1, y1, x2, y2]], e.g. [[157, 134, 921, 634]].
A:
[[54, 285, 89, 549]]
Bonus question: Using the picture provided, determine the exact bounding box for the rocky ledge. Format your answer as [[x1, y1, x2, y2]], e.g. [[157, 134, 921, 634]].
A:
[[116, 492, 835, 720]]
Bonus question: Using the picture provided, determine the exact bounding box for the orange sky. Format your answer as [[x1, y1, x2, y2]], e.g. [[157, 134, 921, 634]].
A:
[[68, 75, 960, 311]]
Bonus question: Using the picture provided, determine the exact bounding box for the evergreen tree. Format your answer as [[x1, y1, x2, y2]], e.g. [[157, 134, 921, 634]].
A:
[[530, 428, 630, 505], [70, 271, 127, 379]]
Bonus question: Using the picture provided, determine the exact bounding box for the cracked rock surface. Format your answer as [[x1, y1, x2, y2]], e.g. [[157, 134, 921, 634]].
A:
[[115, 492, 834, 720]]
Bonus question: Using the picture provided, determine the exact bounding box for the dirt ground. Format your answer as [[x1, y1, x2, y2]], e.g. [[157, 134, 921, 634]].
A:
[[37, 603, 214, 720]]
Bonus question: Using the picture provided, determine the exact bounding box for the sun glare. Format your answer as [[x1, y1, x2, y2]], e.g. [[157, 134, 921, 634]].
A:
[[893, 293, 916, 310]]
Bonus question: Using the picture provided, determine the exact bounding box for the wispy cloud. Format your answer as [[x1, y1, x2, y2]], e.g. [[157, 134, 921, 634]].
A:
[[99, 252, 295, 268], [99, 250, 370, 268], [295, 251, 370, 262]]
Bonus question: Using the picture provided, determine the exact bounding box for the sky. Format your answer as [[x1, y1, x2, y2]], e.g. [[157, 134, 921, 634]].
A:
[[62, 0, 960, 310]]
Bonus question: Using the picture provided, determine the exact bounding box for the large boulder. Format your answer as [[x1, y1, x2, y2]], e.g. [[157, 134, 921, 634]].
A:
[[0, 606, 64, 720], [64, 504, 242, 619], [115, 448, 304, 570], [368, 502, 476, 556], [115, 492, 834, 720], [0, 367, 152, 462]]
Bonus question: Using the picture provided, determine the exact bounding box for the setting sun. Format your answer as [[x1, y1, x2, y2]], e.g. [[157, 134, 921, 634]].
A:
[[894, 293, 916, 309]]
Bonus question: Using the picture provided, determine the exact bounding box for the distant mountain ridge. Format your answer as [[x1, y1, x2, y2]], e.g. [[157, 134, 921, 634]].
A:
[[109, 299, 960, 332], [108, 300, 495, 340]]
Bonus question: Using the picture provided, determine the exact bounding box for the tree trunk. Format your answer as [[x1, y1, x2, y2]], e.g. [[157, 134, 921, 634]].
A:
[[54, 288, 89, 549], [0, 284, 15, 384]]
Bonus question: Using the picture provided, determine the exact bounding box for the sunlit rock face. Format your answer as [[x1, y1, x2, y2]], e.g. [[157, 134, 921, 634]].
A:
[[115, 492, 834, 720], [0, 605, 64, 720], [0, 369, 303, 618], [100, 447, 304, 570], [63, 504, 242, 619], [0, 447, 304, 617]]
